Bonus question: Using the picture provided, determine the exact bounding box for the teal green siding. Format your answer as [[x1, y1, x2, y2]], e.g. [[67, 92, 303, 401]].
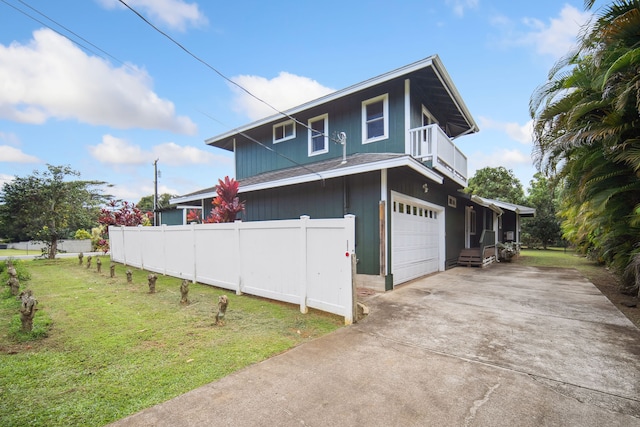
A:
[[234, 81, 408, 180], [387, 168, 466, 268], [241, 172, 382, 275], [160, 209, 183, 226]]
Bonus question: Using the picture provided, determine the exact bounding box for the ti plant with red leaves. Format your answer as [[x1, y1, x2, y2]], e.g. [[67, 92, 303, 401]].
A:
[[97, 200, 151, 251], [204, 176, 245, 223], [186, 209, 202, 224]]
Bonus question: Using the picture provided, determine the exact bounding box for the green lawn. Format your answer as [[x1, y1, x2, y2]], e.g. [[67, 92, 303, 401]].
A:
[[0, 257, 343, 427], [0, 249, 36, 257], [515, 247, 606, 283]]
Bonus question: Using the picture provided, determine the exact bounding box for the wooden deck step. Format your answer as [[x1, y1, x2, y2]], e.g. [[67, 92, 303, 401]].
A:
[[458, 248, 494, 268]]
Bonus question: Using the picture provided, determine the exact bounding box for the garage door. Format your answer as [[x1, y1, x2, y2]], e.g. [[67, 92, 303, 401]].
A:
[[391, 193, 443, 286]]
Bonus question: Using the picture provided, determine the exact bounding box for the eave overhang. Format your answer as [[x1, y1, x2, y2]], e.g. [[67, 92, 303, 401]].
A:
[[206, 55, 478, 151]]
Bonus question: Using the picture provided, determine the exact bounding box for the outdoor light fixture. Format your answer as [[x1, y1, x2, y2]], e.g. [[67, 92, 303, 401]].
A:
[[422, 183, 429, 193]]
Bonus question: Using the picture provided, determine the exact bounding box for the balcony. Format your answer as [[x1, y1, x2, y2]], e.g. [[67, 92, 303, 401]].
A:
[[409, 124, 468, 186]]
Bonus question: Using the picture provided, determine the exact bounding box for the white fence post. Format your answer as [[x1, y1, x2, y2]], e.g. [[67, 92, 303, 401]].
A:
[[299, 215, 310, 314], [191, 222, 197, 283], [235, 220, 242, 295], [344, 214, 356, 325], [121, 226, 127, 266]]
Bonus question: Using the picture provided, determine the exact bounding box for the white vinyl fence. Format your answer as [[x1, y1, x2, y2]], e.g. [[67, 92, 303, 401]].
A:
[[109, 215, 356, 324]]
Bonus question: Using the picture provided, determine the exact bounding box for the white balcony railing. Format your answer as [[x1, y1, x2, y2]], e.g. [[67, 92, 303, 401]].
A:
[[409, 124, 468, 185]]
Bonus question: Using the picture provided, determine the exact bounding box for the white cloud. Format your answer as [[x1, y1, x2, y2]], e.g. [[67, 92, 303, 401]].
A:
[[521, 5, 592, 59], [0, 173, 15, 188], [0, 131, 20, 146], [88, 135, 147, 164], [230, 72, 335, 121], [88, 134, 223, 166], [0, 145, 40, 163], [470, 148, 531, 168], [445, 0, 479, 17], [479, 117, 533, 145], [523, 5, 592, 58], [0, 29, 197, 134], [466, 148, 535, 187], [97, 0, 207, 31], [109, 181, 178, 202]]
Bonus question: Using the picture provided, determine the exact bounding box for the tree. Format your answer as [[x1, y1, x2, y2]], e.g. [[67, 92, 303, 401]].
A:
[[465, 166, 525, 204], [530, 1, 640, 290], [97, 200, 151, 253], [0, 165, 108, 258], [136, 193, 175, 214], [203, 177, 245, 223], [522, 173, 562, 249]]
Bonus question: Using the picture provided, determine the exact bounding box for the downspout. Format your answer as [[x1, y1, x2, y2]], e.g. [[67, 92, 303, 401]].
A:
[[451, 124, 479, 140]]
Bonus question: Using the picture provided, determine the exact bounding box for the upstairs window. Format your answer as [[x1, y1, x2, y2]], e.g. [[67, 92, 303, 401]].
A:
[[362, 94, 388, 144], [308, 114, 328, 156], [273, 120, 295, 143]]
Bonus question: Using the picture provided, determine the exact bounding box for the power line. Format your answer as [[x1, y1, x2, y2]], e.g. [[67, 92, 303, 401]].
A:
[[3, 0, 336, 184], [0, 0, 127, 67], [116, 0, 339, 143], [117, 0, 339, 182], [197, 110, 325, 184]]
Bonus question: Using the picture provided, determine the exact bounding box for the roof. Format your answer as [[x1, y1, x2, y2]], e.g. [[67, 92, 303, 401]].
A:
[[471, 195, 536, 217], [206, 55, 478, 151], [170, 153, 444, 205]]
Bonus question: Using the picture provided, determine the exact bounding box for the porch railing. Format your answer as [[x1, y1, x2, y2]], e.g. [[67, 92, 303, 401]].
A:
[[409, 124, 468, 184]]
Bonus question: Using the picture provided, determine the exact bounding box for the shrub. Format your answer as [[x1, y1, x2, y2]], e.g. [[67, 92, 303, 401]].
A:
[[74, 229, 92, 240]]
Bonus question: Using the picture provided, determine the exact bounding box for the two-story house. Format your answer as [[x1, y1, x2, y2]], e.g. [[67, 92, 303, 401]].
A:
[[170, 55, 534, 291]]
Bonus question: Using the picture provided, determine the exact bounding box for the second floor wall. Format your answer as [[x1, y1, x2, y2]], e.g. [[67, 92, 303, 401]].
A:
[[208, 56, 478, 185]]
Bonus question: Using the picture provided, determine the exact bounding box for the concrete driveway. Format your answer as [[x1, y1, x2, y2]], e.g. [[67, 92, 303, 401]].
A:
[[110, 263, 640, 426]]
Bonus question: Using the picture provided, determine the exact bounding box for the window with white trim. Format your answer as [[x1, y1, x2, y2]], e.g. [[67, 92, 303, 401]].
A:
[[362, 94, 388, 143], [308, 114, 328, 156], [273, 120, 295, 143]]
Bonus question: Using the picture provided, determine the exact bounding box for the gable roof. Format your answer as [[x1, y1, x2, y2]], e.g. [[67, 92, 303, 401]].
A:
[[206, 55, 478, 151], [170, 153, 444, 205]]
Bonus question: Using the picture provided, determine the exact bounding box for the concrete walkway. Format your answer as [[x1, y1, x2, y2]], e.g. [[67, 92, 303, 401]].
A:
[[109, 264, 640, 426]]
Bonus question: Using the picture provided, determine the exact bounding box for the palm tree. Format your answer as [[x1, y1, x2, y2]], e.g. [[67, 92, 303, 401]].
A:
[[530, 0, 640, 292]]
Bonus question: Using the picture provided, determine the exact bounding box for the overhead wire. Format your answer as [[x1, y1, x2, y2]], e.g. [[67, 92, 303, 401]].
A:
[[197, 110, 325, 184], [116, 0, 339, 181], [0, 0, 128, 67], [116, 0, 340, 144], [1, 0, 334, 183]]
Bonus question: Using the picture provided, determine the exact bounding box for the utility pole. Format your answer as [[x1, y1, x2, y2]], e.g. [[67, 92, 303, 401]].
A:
[[153, 158, 159, 226]]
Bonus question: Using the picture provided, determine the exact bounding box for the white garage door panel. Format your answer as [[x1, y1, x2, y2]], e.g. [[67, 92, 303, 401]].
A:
[[391, 194, 443, 286]]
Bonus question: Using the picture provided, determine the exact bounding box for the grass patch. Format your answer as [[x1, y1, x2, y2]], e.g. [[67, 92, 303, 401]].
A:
[[0, 249, 36, 257], [0, 257, 343, 427], [515, 247, 604, 282]]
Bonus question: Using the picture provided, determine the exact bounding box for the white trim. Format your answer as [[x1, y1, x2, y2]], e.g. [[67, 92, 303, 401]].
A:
[[380, 169, 388, 202], [170, 156, 445, 204], [273, 120, 296, 143], [391, 191, 446, 278], [422, 105, 438, 126], [240, 156, 443, 194], [206, 55, 478, 147], [361, 94, 388, 144], [404, 79, 411, 154], [308, 113, 329, 156], [381, 169, 388, 276]]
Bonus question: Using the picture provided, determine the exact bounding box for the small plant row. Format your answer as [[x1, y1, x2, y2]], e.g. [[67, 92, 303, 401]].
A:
[[78, 253, 229, 325]]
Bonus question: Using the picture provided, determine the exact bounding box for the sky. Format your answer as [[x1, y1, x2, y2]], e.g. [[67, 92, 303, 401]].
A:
[[0, 0, 602, 202]]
